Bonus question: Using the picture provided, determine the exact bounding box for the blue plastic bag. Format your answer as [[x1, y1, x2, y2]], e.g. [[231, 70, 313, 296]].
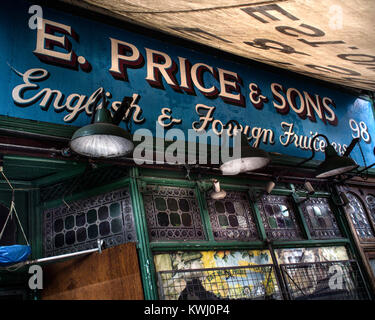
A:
[[0, 245, 31, 266]]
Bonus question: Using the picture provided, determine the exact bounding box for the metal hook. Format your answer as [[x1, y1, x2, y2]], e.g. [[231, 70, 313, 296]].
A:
[[184, 164, 192, 180], [97, 239, 104, 253]]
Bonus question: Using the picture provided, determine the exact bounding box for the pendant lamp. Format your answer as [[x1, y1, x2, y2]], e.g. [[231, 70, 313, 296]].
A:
[[296, 134, 358, 178], [220, 120, 271, 175], [315, 144, 358, 178], [70, 91, 134, 158]]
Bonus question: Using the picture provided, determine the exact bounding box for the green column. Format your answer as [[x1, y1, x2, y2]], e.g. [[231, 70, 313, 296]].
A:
[[129, 167, 158, 300]]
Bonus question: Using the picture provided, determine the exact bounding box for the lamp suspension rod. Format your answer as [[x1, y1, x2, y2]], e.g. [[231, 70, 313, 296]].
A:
[[343, 137, 360, 157], [262, 134, 327, 181], [294, 134, 331, 168], [338, 161, 375, 183]]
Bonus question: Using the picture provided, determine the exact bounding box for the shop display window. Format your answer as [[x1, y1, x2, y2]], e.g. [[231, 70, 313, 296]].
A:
[[143, 185, 205, 241], [43, 188, 136, 256], [275, 246, 369, 300], [155, 247, 370, 300], [300, 197, 342, 239], [206, 191, 259, 241], [154, 250, 281, 300]]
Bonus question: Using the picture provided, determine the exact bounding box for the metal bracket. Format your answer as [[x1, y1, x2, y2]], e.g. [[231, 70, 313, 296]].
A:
[[97, 239, 104, 254]]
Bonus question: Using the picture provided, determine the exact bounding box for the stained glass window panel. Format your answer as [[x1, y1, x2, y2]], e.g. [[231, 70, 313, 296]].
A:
[[143, 185, 205, 241], [206, 191, 259, 241], [345, 192, 374, 239], [257, 195, 303, 241], [365, 194, 375, 226], [300, 198, 342, 239], [43, 188, 136, 257]]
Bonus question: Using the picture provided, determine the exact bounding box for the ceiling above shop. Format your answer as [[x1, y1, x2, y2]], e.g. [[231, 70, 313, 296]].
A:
[[59, 0, 375, 93]]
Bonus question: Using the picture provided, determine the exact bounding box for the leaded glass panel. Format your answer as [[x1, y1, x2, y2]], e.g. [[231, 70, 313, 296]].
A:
[[345, 192, 375, 239], [206, 191, 259, 241], [43, 188, 136, 257], [300, 198, 342, 239], [365, 194, 375, 226], [257, 195, 303, 240], [143, 185, 205, 241]]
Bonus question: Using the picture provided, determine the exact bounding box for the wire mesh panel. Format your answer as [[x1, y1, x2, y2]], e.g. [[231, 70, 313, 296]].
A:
[[157, 265, 282, 300], [280, 260, 370, 300]]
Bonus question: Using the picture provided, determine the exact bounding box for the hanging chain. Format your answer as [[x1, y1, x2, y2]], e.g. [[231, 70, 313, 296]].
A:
[[0, 169, 30, 245]]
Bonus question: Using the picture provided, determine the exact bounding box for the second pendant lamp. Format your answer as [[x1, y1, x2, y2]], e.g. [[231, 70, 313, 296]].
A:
[[220, 120, 271, 175]]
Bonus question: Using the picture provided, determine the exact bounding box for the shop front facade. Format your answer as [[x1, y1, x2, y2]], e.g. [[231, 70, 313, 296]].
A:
[[0, 0, 374, 300]]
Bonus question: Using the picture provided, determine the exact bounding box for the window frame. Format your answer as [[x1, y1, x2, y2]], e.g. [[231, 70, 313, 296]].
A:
[[36, 167, 358, 300], [135, 172, 354, 300]]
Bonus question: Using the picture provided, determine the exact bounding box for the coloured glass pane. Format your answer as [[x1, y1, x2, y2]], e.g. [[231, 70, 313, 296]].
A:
[[86, 209, 97, 224], [64, 216, 74, 230], [98, 206, 109, 220], [76, 213, 86, 227], [110, 203, 121, 218]]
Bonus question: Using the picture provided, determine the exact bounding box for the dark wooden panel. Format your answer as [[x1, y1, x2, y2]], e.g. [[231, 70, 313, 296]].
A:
[[42, 242, 144, 300]]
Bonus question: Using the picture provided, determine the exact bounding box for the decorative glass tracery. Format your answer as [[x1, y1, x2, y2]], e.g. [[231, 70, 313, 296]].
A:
[[206, 191, 259, 241], [345, 192, 375, 239], [257, 195, 303, 240], [365, 194, 375, 226], [300, 198, 342, 239], [43, 188, 136, 257], [143, 185, 205, 241]]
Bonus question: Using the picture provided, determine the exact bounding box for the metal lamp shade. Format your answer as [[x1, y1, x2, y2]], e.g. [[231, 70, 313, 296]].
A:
[[220, 133, 271, 175], [70, 109, 134, 158], [210, 190, 227, 200], [315, 145, 358, 178]]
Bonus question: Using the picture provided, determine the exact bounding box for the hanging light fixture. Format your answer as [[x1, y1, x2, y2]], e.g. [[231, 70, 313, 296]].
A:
[[295, 134, 358, 178], [315, 145, 358, 178], [304, 181, 315, 195], [209, 179, 227, 200], [266, 179, 276, 194], [220, 120, 271, 175], [70, 90, 134, 158]]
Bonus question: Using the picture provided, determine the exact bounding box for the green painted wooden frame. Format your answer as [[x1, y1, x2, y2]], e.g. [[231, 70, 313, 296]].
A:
[[136, 168, 361, 299]]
